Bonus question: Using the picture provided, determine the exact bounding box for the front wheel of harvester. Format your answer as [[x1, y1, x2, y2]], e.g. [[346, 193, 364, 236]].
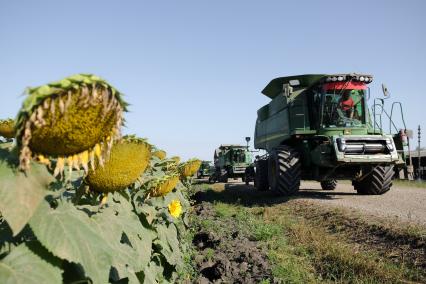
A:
[[268, 146, 301, 195], [220, 173, 228, 183], [320, 179, 337, 190], [254, 158, 269, 191], [354, 165, 394, 195]]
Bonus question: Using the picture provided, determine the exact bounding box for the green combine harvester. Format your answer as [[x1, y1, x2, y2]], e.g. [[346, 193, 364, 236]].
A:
[[197, 160, 213, 178], [209, 144, 253, 183], [253, 73, 407, 195]]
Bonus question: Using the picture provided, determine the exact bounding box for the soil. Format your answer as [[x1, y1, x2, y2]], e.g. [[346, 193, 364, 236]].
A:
[[191, 201, 276, 284], [189, 180, 426, 282]]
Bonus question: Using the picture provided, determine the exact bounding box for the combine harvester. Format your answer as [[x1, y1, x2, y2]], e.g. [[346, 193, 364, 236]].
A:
[[209, 144, 252, 183], [252, 73, 409, 195], [197, 160, 213, 179]]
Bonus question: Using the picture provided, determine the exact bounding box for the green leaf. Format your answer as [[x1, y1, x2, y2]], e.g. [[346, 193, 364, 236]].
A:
[[0, 151, 53, 236], [136, 203, 157, 225], [154, 223, 181, 266], [29, 200, 113, 284], [0, 244, 62, 284], [88, 195, 155, 281], [106, 194, 155, 270], [141, 258, 165, 284]]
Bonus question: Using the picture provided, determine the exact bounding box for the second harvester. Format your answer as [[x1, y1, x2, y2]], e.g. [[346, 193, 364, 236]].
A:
[[210, 145, 252, 183], [253, 73, 407, 195]]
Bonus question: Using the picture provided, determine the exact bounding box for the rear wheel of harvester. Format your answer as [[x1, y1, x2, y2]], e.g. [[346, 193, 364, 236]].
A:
[[320, 179, 337, 190], [354, 165, 394, 195], [254, 158, 269, 191], [268, 146, 301, 195]]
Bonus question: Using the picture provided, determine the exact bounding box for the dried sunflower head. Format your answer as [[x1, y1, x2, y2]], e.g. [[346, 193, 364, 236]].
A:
[[170, 156, 180, 164], [15, 74, 128, 175], [0, 118, 15, 139], [147, 174, 180, 197], [152, 149, 166, 160], [178, 158, 202, 179], [86, 136, 151, 193]]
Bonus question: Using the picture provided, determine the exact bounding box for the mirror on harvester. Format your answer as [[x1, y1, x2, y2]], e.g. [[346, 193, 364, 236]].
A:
[[382, 83, 390, 98]]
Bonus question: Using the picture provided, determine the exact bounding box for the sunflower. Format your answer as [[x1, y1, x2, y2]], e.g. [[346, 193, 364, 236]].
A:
[[152, 149, 167, 160], [85, 136, 151, 193], [0, 118, 15, 139], [178, 158, 202, 179], [168, 199, 182, 218], [147, 174, 180, 197], [15, 74, 127, 175]]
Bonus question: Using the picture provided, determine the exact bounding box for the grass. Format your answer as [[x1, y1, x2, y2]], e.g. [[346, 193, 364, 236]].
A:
[[192, 183, 425, 283]]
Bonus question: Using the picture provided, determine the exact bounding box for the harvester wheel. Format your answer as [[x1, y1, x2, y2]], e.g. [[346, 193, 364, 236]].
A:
[[320, 179, 337, 190], [220, 173, 228, 183], [268, 146, 301, 195], [254, 158, 269, 191], [354, 165, 394, 195]]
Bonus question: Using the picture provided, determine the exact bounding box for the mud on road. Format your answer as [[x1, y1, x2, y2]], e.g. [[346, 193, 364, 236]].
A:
[[190, 180, 426, 283]]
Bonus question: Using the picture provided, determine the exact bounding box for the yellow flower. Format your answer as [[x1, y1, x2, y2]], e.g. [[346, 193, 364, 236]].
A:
[[168, 199, 182, 218]]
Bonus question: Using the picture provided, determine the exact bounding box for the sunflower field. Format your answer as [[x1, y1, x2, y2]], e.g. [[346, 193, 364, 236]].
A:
[[0, 74, 201, 283]]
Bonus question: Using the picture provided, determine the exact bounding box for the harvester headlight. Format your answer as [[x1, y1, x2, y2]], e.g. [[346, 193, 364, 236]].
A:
[[364, 77, 369, 82], [385, 138, 394, 151], [337, 138, 346, 152], [359, 76, 365, 82], [331, 76, 337, 82], [337, 76, 344, 81]]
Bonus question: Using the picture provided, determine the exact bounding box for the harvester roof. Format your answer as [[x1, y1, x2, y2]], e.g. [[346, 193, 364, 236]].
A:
[[261, 73, 373, 99], [214, 144, 247, 159], [218, 144, 245, 149]]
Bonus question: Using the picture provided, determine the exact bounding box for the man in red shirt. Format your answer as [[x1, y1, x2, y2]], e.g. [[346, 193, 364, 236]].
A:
[[340, 91, 355, 118]]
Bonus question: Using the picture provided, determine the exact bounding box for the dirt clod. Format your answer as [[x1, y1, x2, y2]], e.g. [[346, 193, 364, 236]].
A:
[[192, 202, 275, 283]]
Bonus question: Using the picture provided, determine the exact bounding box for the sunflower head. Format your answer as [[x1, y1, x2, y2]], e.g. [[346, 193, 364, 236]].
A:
[[152, 149, 167, 160], [85, 136, 151, 193], [15, 74, 127, 175], [0, 118, 15, 139], [147, 174, 180, 197], [168, 199, 182, 218], [178, 158, 202, 179], [170, 156, 180, 164]]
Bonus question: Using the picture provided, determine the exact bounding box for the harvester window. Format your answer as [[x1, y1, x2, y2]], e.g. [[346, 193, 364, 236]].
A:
[[321, 88, 366, 127]]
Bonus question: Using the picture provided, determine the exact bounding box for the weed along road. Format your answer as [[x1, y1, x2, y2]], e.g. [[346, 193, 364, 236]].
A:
[[191, 181, 426, 283]]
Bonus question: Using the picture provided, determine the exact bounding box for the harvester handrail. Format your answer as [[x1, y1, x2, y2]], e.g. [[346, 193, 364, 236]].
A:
[[389, 102, 406, 134]]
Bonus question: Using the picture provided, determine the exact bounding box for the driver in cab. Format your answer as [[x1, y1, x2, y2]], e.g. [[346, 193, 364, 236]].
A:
[[339, 90, 362, 119]]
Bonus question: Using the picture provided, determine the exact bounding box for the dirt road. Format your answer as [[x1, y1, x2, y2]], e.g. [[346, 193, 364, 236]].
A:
[[297, 181, 426, 226]]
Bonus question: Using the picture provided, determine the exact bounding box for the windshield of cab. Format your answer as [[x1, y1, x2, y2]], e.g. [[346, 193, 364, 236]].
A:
[[231, 149, 250, 163], [320, 81, 367, 128]]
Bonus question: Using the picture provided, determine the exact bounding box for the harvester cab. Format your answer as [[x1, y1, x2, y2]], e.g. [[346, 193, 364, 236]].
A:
[[254, 73, 408, 195]]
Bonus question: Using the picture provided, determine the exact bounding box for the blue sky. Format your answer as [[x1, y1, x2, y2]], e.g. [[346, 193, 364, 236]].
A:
[[1, 0, 425, 160]]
